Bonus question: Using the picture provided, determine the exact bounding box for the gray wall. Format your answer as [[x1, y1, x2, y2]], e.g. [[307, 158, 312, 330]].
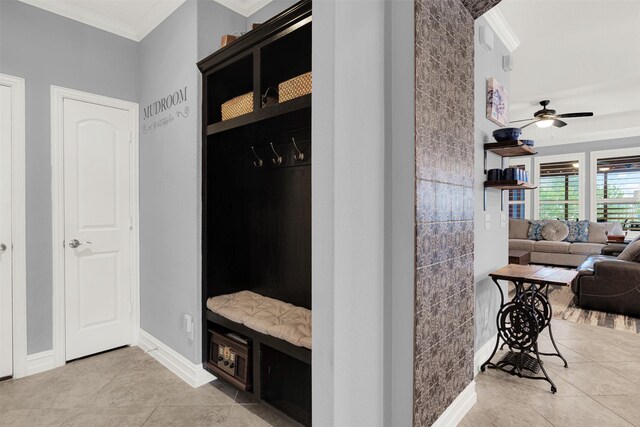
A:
[[246, 0, 297, 30], [531, 136, 640, 222], [197, 1, 246, 61], [312, 0, 389, 424], [388, 0, 415, 425], [473, 17, 511, 352], [0, 0, 139, 354]]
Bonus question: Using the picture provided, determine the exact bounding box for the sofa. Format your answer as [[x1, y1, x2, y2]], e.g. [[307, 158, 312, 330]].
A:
[[571, 239, 640, 317], [509, 219, 624, 267]]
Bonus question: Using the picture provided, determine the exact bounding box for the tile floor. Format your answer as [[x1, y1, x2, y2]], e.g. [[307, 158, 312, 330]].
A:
[[0, 346, 300, 426], [3, 319, 640, 426], [462, 319, 640, 426]]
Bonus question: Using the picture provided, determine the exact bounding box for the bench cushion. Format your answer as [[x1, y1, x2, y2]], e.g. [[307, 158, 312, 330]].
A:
[[207, 291, 312, 349]]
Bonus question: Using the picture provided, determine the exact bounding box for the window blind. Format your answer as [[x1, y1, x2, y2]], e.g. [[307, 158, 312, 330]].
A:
[[538, 161, 580, 220], [595, 155, 640, 228]]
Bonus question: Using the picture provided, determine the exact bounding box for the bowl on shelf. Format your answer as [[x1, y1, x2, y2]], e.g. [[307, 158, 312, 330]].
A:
[[521, 139, 535, 147], [492, 127, 522, 142]]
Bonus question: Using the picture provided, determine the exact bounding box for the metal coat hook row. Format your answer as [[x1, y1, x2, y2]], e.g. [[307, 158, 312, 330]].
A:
[[251, 146, 263, 168], [292, 137, 304, 161], [270, 142, 283, 165]]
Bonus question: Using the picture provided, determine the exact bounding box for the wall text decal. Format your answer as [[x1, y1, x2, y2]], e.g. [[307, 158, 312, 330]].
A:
[[143, 86, 190, 134]]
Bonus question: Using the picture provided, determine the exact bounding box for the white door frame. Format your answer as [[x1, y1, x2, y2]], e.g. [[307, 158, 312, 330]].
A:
[[0, 73, 27, 378], [51, 86, 140, 367]]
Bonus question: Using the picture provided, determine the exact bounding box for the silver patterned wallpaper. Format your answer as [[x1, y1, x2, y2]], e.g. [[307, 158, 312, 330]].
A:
[[413, 0, 501, 424]]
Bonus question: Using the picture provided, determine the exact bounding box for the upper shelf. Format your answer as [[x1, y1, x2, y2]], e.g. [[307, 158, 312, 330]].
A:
[[206, 94, 311, 136], [484, 141, 537, 157]]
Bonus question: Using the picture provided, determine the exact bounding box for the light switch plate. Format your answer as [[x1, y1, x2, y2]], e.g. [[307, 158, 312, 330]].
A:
[[485, 213, 491, 230], [500, 213, 507, 229]]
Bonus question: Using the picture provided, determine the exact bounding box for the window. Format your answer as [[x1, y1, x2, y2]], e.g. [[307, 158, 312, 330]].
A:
[[508, 161, 530, 219], [592, 153, 640, 227], [535, 154, 585, 221]]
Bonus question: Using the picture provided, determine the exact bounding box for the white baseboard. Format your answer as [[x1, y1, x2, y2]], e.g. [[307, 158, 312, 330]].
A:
[[137, 329, 216, 388], [432, 381, 477, 427], [26, 350, 55, 376], [474, 335, 499, 376]]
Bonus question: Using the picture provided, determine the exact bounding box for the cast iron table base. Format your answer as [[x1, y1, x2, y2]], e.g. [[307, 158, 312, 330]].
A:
[[480, 277, 567, 393]]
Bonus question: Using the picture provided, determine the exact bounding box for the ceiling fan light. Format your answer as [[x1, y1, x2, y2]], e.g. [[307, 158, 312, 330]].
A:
[[536, 119, 554, 128]]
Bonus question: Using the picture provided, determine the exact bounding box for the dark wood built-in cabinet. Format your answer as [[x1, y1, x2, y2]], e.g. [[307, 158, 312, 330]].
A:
[[197, 1, 312, 425]]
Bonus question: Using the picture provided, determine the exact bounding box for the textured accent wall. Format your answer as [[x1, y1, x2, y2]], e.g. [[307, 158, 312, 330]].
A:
[[413, 0, 475, 424], [460, 0, 503, 18]]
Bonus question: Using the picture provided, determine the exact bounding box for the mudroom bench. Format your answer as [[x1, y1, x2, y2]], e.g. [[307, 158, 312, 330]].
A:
[[204, 291, 311, 425]]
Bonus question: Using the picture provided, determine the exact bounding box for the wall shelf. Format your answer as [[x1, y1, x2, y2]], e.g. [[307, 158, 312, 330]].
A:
[[483, 140, 537, 211], [484, 180, 536, 190], [484, 140, 536, 157]]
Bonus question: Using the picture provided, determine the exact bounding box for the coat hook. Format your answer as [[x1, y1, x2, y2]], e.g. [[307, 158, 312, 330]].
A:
[[270, 142, 282, 165], [292, 137, 304, 161], [251, 146, 263, 167]]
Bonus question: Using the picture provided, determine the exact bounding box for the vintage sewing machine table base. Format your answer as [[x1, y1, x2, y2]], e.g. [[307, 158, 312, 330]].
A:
[[480, 264, 578, 393]]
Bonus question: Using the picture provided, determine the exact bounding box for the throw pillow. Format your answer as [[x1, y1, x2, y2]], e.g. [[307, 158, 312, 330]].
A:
[[562, 220, 590, 243], [618, 240, 640, 263], [541, 221, 569, 241], [528, 220, 546, 241], [588, 222, 608, 244], [509, 219, 530, 240]]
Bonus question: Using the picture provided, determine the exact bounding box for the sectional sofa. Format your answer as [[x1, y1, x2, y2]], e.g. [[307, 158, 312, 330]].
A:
[[509, 219, 624, 267]]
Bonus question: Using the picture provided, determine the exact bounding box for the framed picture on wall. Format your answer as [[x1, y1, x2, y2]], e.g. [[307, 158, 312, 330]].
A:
[[486, 77, 509, 126]]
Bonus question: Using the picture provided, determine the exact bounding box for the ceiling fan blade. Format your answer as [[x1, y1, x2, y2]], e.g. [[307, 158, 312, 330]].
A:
[[553, 119, 568, 128], [510, 118, 534, 123], [556, 112, 594, 118], [520, 119, 539, 129]]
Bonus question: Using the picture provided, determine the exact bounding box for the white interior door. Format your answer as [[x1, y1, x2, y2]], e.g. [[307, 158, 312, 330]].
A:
[[63, 98, 132, 361], [0, 84, 13, 377]]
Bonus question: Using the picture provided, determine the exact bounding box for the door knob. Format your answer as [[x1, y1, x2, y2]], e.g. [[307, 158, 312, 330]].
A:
[[0, 243, 6, 254], [68, 239, 92, 249]]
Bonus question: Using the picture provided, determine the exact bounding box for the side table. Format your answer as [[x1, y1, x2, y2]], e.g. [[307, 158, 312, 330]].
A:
[[481, 264, 578, 393], [508, 250, 530, 265]]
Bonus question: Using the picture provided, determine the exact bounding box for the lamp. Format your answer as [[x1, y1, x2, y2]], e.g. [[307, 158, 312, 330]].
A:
[[536, 119, 554, 128]]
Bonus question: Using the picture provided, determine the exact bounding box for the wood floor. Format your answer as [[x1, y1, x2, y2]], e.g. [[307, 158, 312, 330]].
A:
[[0, 347, 299, 426], [547, 285, 640, 334], [464, 319, 640, 426]]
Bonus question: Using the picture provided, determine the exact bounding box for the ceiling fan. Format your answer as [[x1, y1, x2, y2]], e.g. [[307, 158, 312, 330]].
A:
[[511, 100, 593, 129]]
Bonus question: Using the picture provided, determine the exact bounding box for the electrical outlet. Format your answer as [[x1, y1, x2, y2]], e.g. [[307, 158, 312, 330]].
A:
[[500, 212, 507, 229], [485, 213, 491, 230], [183, 314, 193, 341]]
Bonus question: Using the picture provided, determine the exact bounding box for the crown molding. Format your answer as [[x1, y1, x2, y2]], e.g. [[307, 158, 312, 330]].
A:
[[213, 0, 273, 18], [136, 0, 186, 41], [17, 0, 186, 42], [483, 7, 520, 52], [18, 0, 139, 41]]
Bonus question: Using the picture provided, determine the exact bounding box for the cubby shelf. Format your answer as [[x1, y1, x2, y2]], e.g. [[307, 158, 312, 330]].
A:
[[206, 94, 311, 136]]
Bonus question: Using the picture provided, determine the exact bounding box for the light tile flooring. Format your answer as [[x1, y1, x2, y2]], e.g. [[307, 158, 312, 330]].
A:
[[0, 346, 299, 426], [3, 319, 640, 426], [462, 319, 640, 427]]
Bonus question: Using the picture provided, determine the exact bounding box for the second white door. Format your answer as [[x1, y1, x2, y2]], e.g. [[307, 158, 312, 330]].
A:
[[63, 97, 133, 361], [0, 83, 14, 377]]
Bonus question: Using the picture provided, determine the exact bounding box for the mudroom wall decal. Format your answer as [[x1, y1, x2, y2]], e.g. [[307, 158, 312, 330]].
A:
[[142, 86, 190, 134]]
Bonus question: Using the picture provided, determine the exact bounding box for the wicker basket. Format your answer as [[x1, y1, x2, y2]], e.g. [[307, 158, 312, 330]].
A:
[[278, 72, 312, 103], [221, 92, 253, 121]]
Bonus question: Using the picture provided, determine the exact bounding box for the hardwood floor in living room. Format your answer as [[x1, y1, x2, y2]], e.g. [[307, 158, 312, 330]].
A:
[[465, 319, 640, 426]]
